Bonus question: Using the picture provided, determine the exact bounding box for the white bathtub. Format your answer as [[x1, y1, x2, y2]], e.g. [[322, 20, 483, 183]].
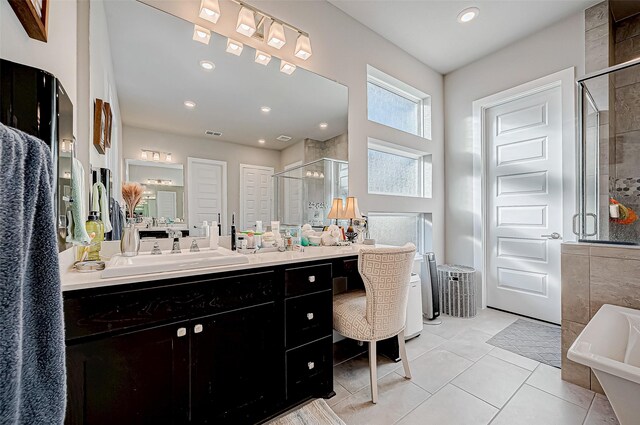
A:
[[568, 304, 640, 425]]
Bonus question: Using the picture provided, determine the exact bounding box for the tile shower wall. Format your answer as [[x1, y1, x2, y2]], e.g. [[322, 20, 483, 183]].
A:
[[612, 10, 640, 242]]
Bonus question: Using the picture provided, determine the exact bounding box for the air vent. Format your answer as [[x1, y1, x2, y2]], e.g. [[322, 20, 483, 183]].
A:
[[276, 135, 292, 142], [205, 130, 222, 136]]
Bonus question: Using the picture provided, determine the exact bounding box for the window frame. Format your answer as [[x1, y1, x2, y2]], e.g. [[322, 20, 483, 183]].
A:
[[367, 139, 431, 198]]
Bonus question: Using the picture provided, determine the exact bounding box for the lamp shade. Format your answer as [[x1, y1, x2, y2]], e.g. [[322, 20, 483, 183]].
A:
[[236, 7, 256, 37], [294, 33, 312, 60], [327, 198, 344, 220], [343, 197, 362, 220], [267, 20, 286, 49], [199, 0, 220, 24]]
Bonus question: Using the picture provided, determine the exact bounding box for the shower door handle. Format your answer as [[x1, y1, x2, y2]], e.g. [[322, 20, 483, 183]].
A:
[[585, 213, 598, 237], [572, 214, 580, 236]]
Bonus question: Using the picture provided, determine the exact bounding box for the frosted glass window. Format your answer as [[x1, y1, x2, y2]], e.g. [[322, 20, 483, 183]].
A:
[[367, 213, 431, 253], [368, 149, 420, 196], [367, 82, 420, 136]]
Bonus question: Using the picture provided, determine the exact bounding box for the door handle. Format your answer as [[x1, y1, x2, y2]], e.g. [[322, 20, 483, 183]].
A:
[[541, 232, 562, 240]]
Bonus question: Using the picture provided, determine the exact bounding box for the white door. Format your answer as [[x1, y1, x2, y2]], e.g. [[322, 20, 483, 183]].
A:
[[240, 164, 273, 231], [284, 161, 303, 225], [156, 191, 177, 220], [187, 157, 227, 236], [485, 85, 563, 324]]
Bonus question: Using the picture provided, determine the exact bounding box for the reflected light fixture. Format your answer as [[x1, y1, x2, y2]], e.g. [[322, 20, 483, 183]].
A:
[[193, 25, 211, 44], [280, 60, 296, 75], [184, 100, 196, 109], [258, 139, 266, 144], [236, 7, 256, 37], [255, 50, 272, 66], [294, 33, 312, 60], [199, 60, 215, 71], [457, 7, 479, 23], [141, 150, 148, 160], [152, 152, 161, 161], [226, 38, 244, 55], [166, 153, 172, 162], [267, 20, 286, 49], [199, 0, 220, 24], [260, 106, 271, 113], [319, 122, 328, 129]]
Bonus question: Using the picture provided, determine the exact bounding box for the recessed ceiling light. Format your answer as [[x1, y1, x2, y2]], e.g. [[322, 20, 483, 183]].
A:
[[261, 106, 271, 113], [226, 38, 244, 56], [457, 7, 479, 23], [258, 139, 266, 144], [184, 100, 196, 109], [199, 60, 215, 71], [319, 122, 328, 129]]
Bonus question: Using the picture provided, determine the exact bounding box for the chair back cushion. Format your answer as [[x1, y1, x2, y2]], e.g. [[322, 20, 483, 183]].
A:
[[358, 243, 416, 340]]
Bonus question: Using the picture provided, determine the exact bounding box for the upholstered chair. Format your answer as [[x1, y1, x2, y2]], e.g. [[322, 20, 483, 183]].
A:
[[333, 243, 416, 403]]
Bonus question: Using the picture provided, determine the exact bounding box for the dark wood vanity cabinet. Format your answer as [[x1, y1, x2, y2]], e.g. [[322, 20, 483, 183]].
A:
[[63, 259, 347, 425]]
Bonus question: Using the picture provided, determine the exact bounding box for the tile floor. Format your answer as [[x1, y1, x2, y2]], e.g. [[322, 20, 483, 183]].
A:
[[328, 308, 620, 425]]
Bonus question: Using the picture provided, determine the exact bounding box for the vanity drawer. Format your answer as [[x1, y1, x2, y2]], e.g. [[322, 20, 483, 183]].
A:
[[285, 336, 333, 399], [284, 263, 332, 297], [285, 290, 333, 348]]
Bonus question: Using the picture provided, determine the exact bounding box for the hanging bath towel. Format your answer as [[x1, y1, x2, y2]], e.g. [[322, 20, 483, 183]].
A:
[[0, 123, 67, 424]]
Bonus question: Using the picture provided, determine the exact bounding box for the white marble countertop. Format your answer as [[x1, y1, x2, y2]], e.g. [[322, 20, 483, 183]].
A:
[[61, 245, 368, 292]]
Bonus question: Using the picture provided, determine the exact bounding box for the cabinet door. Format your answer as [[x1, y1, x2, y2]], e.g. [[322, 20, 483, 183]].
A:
[[65, 322, 190, 425], [190, 302, 284, 424]]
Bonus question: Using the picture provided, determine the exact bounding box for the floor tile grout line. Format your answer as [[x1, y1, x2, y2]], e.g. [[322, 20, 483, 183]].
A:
[[582, 395, 598, 425], [524, 364, 596, 410], [487, 374, 534, 425]]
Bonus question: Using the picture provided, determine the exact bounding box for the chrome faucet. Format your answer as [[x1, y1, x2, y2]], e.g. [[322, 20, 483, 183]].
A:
[[150, 241, 162, 255], [166, 229, 182, 254], [190, 239, 200, 252]]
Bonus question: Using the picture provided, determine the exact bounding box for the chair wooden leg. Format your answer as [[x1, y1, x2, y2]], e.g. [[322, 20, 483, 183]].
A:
[[369, 341, 378, 404], [398, 333, 412, 379]]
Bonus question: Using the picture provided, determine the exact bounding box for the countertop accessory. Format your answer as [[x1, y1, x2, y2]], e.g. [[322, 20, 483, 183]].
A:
[[343, 196, 362, 243], [121, 182, 144, 257], [75, 260, 106, 273]]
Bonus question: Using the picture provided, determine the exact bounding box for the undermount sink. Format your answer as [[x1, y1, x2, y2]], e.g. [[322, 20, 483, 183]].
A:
[[101, 248, 249, 279], [568, 304, 640, 425]]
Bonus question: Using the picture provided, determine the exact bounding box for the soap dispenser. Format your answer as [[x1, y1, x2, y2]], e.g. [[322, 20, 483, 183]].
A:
[[86, 211, 104, 261]]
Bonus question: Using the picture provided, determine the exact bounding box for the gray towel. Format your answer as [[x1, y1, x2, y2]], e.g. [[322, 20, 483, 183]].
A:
[[0, 123, 66, 424], [107, 197, 125, 241]]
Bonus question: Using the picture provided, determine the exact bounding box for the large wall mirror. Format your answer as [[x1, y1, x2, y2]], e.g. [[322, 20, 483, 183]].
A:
[[89, 0, 348, 237]]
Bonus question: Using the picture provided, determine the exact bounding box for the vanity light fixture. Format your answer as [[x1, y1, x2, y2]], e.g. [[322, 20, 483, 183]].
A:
[[260, 106, 271, 113], [280, 60, 296, 75], [199, 60, 215, 71], [165, 153, 172, 162], [193, 25, 211, 44], [319, 122, 328, 129], [152, 152, 161, 161], [267, 20, 286, 49], [258, 139, 266, 144], [184, 100, 197, 109], [141, 150, 148, 160], [63, 171, 71, 179], [236, 6, 257, 37], [226, 38, 244, 55], [199, 0, 221, 24], [294, 33, 312, 60], [457, 7, 479, 23], [255, 50, 272, 66]]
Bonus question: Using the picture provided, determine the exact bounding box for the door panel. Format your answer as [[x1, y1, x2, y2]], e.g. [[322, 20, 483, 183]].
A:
[[190, 302, 284, 424], [240, 165, 273, 231], [486, 85, 562, 323], [188, 158, 226, 236], [65, 322, 190, 425]]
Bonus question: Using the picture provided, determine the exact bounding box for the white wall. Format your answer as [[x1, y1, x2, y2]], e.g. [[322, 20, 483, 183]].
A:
[[444, 12, 585, 268], [89, 0, 123, 201], [122, 125, 281, 228]]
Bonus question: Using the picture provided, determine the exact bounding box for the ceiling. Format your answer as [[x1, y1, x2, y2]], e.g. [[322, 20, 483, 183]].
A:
[[103, 0, 348, 151], [328, 0, 600, 74]]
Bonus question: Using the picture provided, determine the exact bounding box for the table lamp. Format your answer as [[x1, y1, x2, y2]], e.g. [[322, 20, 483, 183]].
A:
[[327, 198, 344, 225], [343, 196, 362, 242]]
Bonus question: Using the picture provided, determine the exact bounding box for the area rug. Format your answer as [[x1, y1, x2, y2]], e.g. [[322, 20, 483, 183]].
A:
[[487, 318, 562, 368], [268, 399, 346, 425]]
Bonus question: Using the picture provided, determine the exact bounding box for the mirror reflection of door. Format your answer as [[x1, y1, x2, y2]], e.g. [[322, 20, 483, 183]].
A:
[[240, 164, 274, 231], [156, 191, 177, 220], [188, 158, 227, 236]]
